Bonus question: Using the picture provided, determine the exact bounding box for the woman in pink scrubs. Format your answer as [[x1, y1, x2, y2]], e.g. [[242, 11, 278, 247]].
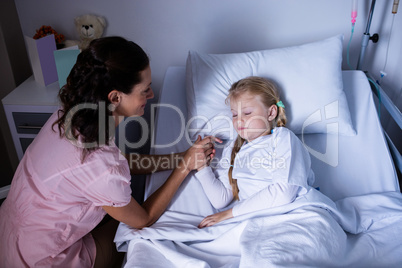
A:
[[0, 37, 216, 267]]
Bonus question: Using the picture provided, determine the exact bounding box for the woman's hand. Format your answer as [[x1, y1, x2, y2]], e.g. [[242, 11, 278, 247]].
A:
[[181, 135, 222, 172], [198, 209, 233, 228]]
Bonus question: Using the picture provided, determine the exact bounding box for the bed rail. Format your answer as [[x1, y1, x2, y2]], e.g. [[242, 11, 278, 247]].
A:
[[366, 72, 402, 176]]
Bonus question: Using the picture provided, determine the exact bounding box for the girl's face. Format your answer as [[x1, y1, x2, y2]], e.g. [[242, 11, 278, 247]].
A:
[[112, 66, 154, 124], [230, 92, 275, 142]]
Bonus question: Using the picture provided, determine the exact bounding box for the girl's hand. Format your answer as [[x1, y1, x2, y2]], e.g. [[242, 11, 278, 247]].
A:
[[182, 135, 222, 172], [198, 209, 233, 228]]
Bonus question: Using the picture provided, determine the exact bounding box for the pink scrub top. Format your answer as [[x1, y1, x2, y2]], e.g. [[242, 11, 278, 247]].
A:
[[0, 111, 132, 267]]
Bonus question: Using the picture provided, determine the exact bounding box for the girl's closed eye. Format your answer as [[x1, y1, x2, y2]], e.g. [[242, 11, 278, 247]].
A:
[[243, 108, 253, 116]]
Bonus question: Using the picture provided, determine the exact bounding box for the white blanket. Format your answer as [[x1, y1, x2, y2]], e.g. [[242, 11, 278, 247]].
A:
[[115, 189, 402, 267]]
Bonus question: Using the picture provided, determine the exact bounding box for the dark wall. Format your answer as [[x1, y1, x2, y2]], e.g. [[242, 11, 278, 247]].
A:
[[0, 0, 32, 187]]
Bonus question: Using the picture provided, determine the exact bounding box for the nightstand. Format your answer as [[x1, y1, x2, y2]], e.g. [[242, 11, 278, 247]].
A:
[[2, 76, 60, 160]]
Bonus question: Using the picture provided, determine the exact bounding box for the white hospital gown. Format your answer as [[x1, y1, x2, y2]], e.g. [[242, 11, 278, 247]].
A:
[[195, 127, 315, 216]]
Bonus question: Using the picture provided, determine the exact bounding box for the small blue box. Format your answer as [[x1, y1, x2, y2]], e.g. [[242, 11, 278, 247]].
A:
[[53, 46, 80, 88]]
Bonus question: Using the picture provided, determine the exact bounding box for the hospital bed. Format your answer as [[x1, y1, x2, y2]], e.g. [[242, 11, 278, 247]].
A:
[[115, 35, 402, 267]]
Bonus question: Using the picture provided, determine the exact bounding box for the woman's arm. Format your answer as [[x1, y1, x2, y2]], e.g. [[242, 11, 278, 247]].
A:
[[104, 136, 216, 228], [103, 163, 190, 228]]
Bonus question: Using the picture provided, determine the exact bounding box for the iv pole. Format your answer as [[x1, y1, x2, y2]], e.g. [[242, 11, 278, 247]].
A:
[[357, 0, 402, 174], [356, 0, 379, 70]]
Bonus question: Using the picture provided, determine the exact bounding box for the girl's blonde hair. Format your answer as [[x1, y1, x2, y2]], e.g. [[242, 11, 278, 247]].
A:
[[225, 76, 287, 200]]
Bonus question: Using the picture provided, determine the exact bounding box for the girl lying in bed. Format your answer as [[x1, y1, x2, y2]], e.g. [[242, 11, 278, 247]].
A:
[[196, 76, 315, 228]]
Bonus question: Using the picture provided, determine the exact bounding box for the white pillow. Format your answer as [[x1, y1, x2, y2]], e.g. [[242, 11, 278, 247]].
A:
[[185, 35, 356, 140]]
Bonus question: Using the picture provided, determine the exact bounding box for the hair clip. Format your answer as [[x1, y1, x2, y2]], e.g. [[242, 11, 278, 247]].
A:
[[276, 101, 285, 108]]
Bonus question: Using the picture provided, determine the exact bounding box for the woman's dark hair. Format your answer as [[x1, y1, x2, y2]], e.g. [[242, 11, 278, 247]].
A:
[[53, 36, 149, 157]]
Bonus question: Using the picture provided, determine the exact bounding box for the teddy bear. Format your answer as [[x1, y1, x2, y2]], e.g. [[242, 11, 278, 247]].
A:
[[64, 14, 107, 50]]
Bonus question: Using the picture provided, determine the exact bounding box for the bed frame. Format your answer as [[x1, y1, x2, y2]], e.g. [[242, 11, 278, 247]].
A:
[[366, 72, 402, 181]]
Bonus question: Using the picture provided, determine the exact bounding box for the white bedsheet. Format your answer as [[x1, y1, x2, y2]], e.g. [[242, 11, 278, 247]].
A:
[[115, 67, 402, 267], [116, 189, 402, 267]]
